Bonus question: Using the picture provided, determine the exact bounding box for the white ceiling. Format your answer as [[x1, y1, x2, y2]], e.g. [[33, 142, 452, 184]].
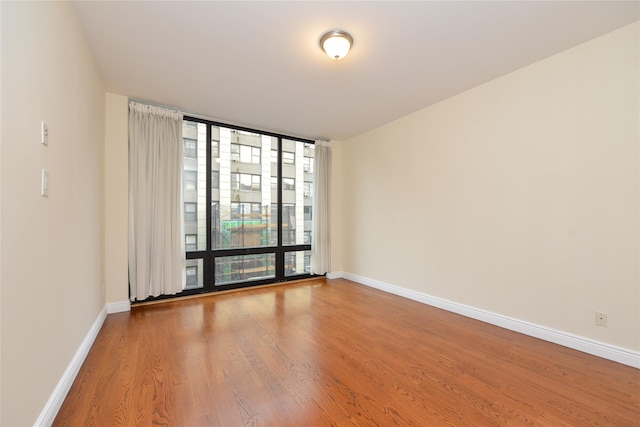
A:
[[72, 1, 639, 141]]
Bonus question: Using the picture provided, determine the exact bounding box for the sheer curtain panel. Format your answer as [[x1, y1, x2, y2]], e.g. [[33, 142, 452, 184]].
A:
[[128, 101, 185, 301], [311, 140, 331, 275]]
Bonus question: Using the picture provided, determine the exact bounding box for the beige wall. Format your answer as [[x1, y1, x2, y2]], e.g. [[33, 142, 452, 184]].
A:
[[105, 93, 129, 304], [341, 22, 639, 351], [1, 2, 106, 425]]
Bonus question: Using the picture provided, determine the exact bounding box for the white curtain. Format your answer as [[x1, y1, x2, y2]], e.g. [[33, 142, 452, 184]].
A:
[[311, 140, 331, 275], [128, 101, 185, 301]]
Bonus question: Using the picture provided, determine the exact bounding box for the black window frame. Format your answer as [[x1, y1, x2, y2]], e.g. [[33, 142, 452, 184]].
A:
[[178, 116, 317, 298]]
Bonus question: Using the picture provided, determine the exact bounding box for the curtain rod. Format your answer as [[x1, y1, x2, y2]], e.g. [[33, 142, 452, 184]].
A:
[[128, 98, 322, 143]]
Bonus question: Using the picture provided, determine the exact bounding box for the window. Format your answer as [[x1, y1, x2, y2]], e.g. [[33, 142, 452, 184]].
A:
[[282, 203, 296, 245], [185, 259, 203, 289], [231, 202, 262, 219], [185, 202, 197, 222], [230, 144, 239, 162], [303, 156, 314, 173], [182, 120, 206, 252], [186, 265, 198, 287], [283, 151, 295, 164], [304, 206, 312, 222], [184, 139, 197, 158], [231, 143, 260, 164], [211, 170, 219, 189], [183, 121, 198, 158], [283, 177, 295, 191], [304, 181, 312, 198], [215, 254, 275, 285], [182, 118, 314, 295], [304, 253, 311, 272], [231, 173, 261, 192], [184, 171, 197, 191], [185, 234, 197, 251], [285, 250, 311, 276], [211, 140, 219, 159]]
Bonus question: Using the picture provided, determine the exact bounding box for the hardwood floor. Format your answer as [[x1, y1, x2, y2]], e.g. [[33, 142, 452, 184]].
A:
[[54, 278, 640, 426]]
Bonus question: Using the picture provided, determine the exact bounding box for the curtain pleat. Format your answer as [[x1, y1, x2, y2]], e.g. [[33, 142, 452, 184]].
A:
[[311, 140, 331, 275], [128, 101, 185, 301]]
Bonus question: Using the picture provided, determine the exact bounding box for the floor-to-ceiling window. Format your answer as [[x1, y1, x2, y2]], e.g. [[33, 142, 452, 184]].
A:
[[182, 117, 315, 294]]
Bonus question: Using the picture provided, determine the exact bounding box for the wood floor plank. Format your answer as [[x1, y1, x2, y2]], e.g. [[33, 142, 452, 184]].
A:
[[54, 279, 640, 426]]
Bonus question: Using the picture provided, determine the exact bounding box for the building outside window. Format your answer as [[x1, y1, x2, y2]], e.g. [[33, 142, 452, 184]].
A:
[[184, 139, 197, 158], [231, 173, 261, 192], [303, 156, 314, 173], [211, 170, 219, 189], [185, 171, 197, 191], [231, 143, 260, 164], [231, 202, 262, 219], [212, 140, 219, 159], [304, 181, 312, 198], [283, 177, 295, 191], [283, 151, 295, 164], [185, 234, 197, 251], [185, 202, 197, 222], [186, 265, 198, 287]]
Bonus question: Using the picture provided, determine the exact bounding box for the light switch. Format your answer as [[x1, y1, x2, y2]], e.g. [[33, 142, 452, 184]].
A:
[[41, 121, 48, 146], [41, 169, 49, 197]]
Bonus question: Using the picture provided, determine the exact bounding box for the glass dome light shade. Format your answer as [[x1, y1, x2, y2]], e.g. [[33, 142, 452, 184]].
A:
[[320, 30, 353, 60]]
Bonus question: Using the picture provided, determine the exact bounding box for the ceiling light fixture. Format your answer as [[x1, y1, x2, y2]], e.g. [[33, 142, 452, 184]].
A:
[[320, 30, 353, 60]]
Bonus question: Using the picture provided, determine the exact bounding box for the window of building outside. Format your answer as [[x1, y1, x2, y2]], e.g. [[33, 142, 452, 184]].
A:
[[185, 202, 197, 222], [185, 234, 197, 251], [304, 181, 312, 198], [283, 177, 295, 191], [184, 139, 197, 158], [211, 170, 219, 189], [283, 151, 295, 164], [231, 173, 261, 192], [231, 143, 260, 164], [303, 156, 314, 173], [212, 140, 219, 159], [185, 171, 197, 191], [180, 118, 316, 296], [186, 266, 198, 287]]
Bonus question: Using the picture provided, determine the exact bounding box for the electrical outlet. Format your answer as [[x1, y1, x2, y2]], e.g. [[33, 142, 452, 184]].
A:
[[595, 311, 607, 327]]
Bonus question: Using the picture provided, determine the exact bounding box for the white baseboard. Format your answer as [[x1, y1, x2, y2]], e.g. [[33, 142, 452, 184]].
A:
[[341, 272, 640, 369], [34, 306, 108, 426], [107, 300, 131, 314], [326, 271, 344, 280]]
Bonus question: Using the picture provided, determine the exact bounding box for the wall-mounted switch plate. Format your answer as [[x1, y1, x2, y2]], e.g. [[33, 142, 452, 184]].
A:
[[41, 121, 48, 146], [41, 169, 49, 197]]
